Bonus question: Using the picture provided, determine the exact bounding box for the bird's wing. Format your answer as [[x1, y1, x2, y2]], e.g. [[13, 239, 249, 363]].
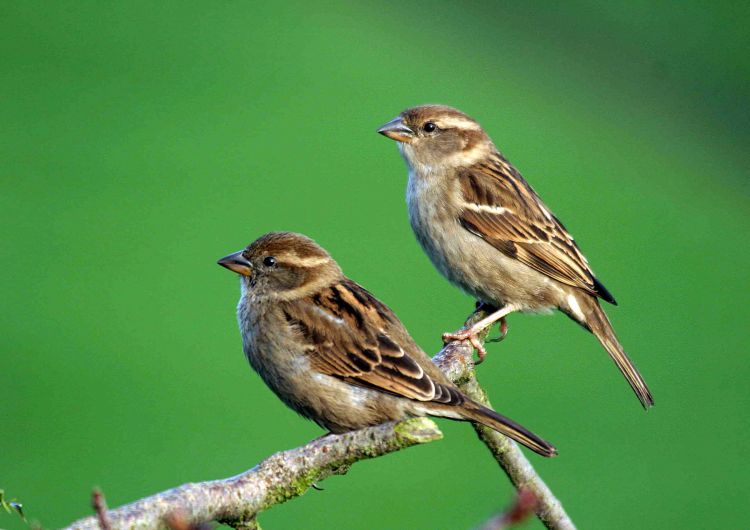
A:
[[457, 154, 616, 304], [281, 279, 464, 405]]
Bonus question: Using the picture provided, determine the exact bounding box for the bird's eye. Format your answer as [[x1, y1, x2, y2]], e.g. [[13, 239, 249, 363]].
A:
[[423, 122, 436, 133], [263, 256, 277, 267]]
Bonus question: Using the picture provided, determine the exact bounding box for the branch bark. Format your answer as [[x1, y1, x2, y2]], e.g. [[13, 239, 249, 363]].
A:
[[90, 489, 111, 530], [65, 418, 441, 529], [64, 310, 574, 530]]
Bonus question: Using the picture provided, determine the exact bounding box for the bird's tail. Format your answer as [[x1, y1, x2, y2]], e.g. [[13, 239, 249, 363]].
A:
[[585, 297, 654, 409], [460, 402, 557, 457]]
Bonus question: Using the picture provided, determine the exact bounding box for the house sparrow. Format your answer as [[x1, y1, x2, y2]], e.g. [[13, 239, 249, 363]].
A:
[[218, 232, 556, 457], [378, 105, 653, 409]]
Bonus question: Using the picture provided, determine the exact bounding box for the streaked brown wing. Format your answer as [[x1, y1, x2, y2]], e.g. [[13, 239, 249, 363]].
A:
[[281, 279, 463, 405], [458, 155, 614, 302]]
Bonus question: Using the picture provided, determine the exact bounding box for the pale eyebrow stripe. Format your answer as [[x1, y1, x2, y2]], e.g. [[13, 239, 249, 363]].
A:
[[436, 116, 481, 130], [276, 253, 331, 268]]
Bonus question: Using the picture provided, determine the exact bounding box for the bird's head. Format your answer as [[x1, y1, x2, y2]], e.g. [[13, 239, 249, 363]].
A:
[[218, 232, 342, 300], [377, 105, 492, 171]]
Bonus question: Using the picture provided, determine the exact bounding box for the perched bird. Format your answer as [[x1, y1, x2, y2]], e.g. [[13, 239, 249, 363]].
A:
[[378, 105, 653, 409], [218, 232, 556, 456]]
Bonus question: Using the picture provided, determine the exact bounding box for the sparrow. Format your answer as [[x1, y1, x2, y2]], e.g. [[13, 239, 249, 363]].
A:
[[218, 231, 556, 456], [378, 105, 654, 409]]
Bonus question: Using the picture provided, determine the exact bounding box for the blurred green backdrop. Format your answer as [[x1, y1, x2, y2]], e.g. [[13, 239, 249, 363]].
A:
[[2, 1, 749, 529]]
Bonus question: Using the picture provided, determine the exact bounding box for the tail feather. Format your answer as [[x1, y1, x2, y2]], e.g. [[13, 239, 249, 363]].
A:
[[586, 299, 654, 409], [461, 403, 557, 457]]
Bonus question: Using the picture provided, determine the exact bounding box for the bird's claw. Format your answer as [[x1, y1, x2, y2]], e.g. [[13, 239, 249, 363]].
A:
[[486, 317, 509, 344], [442, 329, 488, 363]]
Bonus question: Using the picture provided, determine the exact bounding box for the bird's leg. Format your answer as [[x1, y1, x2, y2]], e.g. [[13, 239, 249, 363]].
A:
[[443, 306, 515, 363]]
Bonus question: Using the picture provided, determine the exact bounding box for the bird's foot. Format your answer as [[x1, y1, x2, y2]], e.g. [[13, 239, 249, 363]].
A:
[[444, 306, 516, 363], [443, 327, 488, 363]]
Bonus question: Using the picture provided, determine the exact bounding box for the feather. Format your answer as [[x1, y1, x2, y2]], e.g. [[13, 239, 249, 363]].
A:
[[458, 155, 616, 303], [281, 279, 457, 403]]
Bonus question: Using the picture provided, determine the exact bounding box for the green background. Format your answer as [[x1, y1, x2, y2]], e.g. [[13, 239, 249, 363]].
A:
[[2, 2, 748, 528]]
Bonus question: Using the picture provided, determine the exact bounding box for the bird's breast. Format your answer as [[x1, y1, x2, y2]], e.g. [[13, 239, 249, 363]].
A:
[[236, 298, 414, 432], [406, 171, 480, 289], [405, 170, 564, 311], [239, 299, 306, 388]]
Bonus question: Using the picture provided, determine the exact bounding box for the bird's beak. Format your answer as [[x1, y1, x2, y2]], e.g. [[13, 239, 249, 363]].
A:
[[377, 116, 414, 143], [217, 251, 253, 277]]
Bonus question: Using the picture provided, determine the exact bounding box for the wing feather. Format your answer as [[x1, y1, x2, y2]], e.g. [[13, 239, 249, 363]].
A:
[[458, 155, 616, 303], [283, 279, 461, 403]]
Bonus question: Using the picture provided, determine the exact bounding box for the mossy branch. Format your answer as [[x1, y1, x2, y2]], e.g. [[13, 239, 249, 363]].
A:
[[64, 418, 441, 529], [63, 309, 573, 530]]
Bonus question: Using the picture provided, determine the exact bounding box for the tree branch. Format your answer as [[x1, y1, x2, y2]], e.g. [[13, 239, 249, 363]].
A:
[[65, 418, 441, 529], [64, 310, 574, 530], [433, 310, 575, 530], [90, 489, 111, 530]]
